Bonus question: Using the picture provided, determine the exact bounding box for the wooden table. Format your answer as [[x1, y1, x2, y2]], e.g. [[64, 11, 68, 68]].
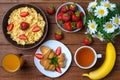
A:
[[0, 0, 120, 80]]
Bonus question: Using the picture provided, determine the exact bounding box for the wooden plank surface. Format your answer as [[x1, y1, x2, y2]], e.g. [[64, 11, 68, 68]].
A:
[[0, 0, 120, 80]]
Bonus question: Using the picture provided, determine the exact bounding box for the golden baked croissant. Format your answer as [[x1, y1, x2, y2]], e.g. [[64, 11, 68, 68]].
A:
[[39, 46, 66, 72], [40, 59, 55, 71], [57, 53, 66, 68], [40, 46, 51, 55]]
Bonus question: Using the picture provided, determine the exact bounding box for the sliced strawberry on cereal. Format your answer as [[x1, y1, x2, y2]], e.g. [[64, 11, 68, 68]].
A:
[[32, 26, 41, 32], [7, 23, 14, 31], [19, 34, 27, 40], [21, 22, 29, 30], [20, 12, 29, 17]]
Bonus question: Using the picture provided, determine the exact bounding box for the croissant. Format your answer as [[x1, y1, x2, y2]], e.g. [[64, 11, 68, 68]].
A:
[[39, 46, 66, 72], [40, 59, 55, 71], [40, 46, 51, 55], [48, 49, 56, 59], [57, 53, 66, 68], [40, 59, 51, 70]]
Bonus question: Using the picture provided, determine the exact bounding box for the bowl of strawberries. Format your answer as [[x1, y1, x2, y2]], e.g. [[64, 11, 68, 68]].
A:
[[56, 2, 86, 33]]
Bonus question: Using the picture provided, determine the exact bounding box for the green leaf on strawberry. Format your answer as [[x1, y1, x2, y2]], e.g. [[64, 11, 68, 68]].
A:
[[75, 11, 80, 17], [54, 30, 63, 40], [83, 35, 93, 46], [71, 22, 76, 29]]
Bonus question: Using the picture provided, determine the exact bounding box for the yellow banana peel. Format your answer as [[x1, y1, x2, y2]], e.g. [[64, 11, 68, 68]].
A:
[[82, 42, 116, 80]]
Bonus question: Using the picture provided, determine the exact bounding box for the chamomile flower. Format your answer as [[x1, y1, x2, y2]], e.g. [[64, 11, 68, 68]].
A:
[[96, 32, 104, 41], [111, 15, 120, 29], [103, 22, 116, 33], [88, 20, 98, 34], [86, 0, 120, 42], [94, 6, 108, 18], [87, 1, 97, 12], [101, 1, 116, 11]]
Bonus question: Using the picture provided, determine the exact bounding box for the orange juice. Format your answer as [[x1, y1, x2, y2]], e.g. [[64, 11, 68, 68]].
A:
[[2, 54, 24, 72], [76, 48, 95, 67]]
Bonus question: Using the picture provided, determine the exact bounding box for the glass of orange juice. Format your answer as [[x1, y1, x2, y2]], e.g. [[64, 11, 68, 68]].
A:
[[2, 54, 24, 72]]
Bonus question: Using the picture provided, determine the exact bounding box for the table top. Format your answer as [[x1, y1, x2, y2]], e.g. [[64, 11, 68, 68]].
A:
[[0, 0, 120, 80]]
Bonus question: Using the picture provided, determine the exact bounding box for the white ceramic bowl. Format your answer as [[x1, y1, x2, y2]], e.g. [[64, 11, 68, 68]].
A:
[[55, 2, 86, 33]]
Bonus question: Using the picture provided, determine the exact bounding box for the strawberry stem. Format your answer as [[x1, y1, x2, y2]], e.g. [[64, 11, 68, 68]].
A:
[[56, 30, 62, 35], [49, 6, 54, 10], [87, 35, 92, 41], [75, 11, 80, 17], [71, 3, 76, 8]]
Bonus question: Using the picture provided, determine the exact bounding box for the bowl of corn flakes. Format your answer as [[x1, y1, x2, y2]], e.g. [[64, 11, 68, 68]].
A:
[[2, 3, 48, 49]]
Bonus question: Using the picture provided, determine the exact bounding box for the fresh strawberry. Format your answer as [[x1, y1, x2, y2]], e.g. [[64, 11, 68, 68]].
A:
[[57, 12, 63, 25], [64, 21, 72, 31], [32, 26, 40, 32], [76, 21, 83, 28], [21, 22, 29, 30], [55, 46, 61, 55], [80, 11, 84, 19], [19, 34, 27, 40], [83, 35, 93, 46], [7, 23, 14, 31], [68, 10, 74, 16], [20, 12, 29, 17], [57, 12, 63, 21], [54, 30, 63, 40], [72, 11, 80, 21], [69, 3, 77, 12], [55, 66, 61, 73], [35, 54, 43, 59], [61, 5, 69, 13], [62, 13, 71, 22], [46, 6, 55, 15]]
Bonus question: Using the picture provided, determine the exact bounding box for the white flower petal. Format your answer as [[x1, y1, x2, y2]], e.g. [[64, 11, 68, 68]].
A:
[[87, 20, 98, 34], [87, 1, 97, 12], [103, 22, 116, 33], [94, 6, 108, 18]]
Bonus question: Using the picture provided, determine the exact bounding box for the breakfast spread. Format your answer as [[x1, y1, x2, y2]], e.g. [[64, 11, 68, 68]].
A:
[[1, 1, 119, 79], [35, 46, 66, 73], [7, 7, 45, 45]]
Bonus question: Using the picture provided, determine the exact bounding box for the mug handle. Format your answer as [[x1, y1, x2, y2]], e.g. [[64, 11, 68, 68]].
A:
[[97, 54, 102, 58]]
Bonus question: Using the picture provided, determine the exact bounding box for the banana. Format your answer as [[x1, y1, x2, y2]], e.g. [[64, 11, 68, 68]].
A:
[[82, 42, 116, 80]]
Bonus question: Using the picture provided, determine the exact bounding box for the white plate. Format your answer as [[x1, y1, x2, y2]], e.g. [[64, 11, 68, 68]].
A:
[[34, 40, 72, 78]]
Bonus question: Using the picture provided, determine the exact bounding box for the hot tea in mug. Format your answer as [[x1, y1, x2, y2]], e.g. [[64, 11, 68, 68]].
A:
[[74, 46, 102, 69]]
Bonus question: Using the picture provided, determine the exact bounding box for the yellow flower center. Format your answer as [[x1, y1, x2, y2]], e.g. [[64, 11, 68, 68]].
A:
[[106, 24, 112, 29], [90, 24, 95, 29], [105, 3, 110, 8], [97, 34, 102, 38], [91, 4, 96, 8], [98, 9, 105, 15], [114, 18, 119, 24]]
